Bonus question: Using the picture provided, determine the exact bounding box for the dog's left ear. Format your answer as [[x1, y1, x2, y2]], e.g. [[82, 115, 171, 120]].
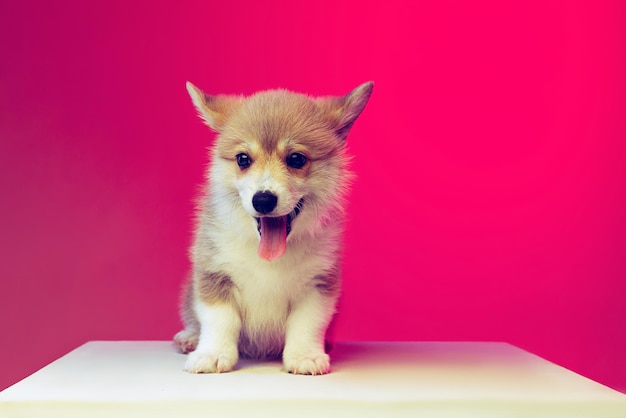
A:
[[186, 81, 243, 132], [322, 82, 374, 140]]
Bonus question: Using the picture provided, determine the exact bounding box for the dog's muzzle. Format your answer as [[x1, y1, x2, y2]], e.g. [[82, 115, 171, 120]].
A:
[[253, 197, 304, 261]]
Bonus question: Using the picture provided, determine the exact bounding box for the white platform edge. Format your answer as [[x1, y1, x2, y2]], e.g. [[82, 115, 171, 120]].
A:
[[0, 341, 624, 418]]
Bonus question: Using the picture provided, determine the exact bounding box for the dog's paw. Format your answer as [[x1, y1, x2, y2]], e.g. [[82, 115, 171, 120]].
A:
[[174, 329, 199, 354], [283, 351, 331, 375], [183, 349, 238, 374]]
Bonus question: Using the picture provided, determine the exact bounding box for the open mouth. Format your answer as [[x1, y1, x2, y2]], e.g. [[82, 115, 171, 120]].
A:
[[255, 198, 304, 236], [254, 198, 304, 261]]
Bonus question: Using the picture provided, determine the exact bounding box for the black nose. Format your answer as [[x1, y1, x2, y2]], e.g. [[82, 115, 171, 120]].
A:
[[252, 191, 278, 214]]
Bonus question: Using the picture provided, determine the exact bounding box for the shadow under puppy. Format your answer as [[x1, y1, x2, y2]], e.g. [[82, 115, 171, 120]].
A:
[[174, 81, 373, 375]]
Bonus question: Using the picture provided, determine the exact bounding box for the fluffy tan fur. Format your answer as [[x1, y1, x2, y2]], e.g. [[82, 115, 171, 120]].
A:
[[174, 82, 373, 374]]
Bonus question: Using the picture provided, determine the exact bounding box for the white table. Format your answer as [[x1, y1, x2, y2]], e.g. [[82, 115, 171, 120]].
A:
[[0, 341, 624, 417]]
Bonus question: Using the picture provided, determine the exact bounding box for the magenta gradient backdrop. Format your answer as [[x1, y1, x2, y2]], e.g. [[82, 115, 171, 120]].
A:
[[1, 1, 625, 392]]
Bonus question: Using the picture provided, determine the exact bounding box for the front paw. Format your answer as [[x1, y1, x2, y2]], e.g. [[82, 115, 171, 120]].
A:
[[283, 351, 331, 375], [184, 349, 238, 374]]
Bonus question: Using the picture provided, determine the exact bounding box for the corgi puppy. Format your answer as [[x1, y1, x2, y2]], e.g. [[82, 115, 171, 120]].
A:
[[174, 81, 373, 375]]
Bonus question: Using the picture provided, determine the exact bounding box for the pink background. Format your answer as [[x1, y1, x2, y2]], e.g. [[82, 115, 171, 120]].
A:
[[1, 0, 625, 392]]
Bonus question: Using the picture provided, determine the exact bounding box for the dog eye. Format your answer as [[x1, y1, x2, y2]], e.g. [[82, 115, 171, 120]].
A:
[[286, 152, 307, 169], [236, 153, 252, 169]]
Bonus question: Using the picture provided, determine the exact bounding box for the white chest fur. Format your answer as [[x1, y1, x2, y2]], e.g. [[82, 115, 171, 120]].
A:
[[199, 213, 337, 356]]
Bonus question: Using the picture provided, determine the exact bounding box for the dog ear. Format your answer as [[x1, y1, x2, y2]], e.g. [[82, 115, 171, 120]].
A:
[[186, 81, 243, 132], [324, 81, 374, 140]]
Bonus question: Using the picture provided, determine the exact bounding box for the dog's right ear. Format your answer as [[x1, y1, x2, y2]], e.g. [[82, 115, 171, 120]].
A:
[[317, 81, 374, 141], [186, 81, 243, 132]]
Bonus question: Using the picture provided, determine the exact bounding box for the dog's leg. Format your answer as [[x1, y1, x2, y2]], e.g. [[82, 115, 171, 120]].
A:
[[283, 290, 337, 375], [183, 301, 241, 373], [183, 271, 240, 373], [174, 279, 200, 353]]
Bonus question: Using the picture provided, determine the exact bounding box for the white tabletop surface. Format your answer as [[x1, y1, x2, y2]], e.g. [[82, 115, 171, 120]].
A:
[[0, 341, 624, 418]]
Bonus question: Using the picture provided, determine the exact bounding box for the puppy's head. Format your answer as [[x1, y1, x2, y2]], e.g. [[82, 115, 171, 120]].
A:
[[187, 82, 373, 261]]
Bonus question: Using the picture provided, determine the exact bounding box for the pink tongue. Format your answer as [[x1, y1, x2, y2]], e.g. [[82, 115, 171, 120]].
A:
[[258, 216, 287, 261]]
